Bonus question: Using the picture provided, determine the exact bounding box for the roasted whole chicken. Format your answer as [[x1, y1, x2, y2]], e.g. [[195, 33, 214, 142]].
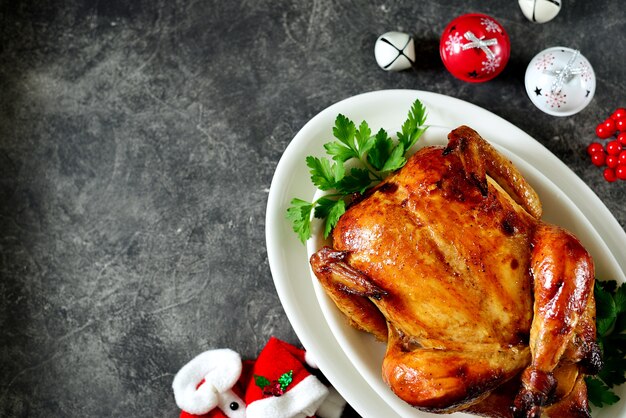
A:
[[310, 126, 602, 417]]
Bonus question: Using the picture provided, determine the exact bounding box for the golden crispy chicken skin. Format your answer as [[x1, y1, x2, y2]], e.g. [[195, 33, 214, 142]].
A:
[[310, 126, 601, 417]]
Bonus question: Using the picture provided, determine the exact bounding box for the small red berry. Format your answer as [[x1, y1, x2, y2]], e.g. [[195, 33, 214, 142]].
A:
[[606, 154, 619, 168], [616, 118, 626, 132], [590, 152, 606, 166], [587, 142, 604, 155], [619, 151, 626, 165], [606, 140, 622, 155], [619, 132, 626, 146], [604, 118, 617, 131], [616, 164, 626, 180], [611, 108, 626, 121], [604, 168, 618, 182], [596, 123, 613, 139]]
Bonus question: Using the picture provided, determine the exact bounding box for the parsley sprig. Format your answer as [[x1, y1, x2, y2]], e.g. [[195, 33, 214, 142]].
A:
[[286, 99, 428, 244], [586, 280, 626, 407]]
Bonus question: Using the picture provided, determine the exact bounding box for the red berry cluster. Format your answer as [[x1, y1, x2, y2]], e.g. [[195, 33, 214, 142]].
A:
[[587, 108, 626, 182]]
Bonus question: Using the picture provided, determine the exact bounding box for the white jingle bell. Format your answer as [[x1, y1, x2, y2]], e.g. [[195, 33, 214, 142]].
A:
[[518, 0, 561, 23], [524, 47, 595, 117], [374, 31, 416, 71]]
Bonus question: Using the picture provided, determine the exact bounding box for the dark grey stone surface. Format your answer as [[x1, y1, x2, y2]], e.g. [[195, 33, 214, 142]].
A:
[[0, 1, 624, 417]]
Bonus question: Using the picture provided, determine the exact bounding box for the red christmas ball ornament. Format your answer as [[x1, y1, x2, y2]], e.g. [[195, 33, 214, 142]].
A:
[[440, 13, 510, 83]]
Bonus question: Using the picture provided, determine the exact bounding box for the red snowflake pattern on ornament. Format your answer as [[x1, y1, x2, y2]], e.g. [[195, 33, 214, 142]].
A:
[[481, 56, 501, 73], [535, 53, 555, 71], [444, 32, 463, 55], [545, 90, 567, 108], [480, 17, 501, 33], [579, 61, 592, 82]]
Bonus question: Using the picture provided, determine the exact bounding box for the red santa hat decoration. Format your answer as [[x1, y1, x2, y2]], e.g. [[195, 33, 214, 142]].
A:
[[173, 338, 346, 418]]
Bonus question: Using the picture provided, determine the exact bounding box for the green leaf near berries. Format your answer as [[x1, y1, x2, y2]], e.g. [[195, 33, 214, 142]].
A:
[[587, 279, 626, 408], [278, 370, 293, 391], [254, 374, 272, 391]]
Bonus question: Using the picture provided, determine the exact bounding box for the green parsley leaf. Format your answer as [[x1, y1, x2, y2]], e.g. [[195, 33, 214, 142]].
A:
[[614, 314, 626, 335], [397, 99, 428, 152], [598, 280, 618, 293], [314, 198, 346, 238], [615, 282, 626, 314], [339, 168, 373, 194], [287, 99, 428, 243], [590, 279, 626, 408], [325, 119, 374, 162], [586, 376, 621, 407], [367, 128, 394, 171], [313, 197, 339, 219], [286, 198, 314, 244], [599, 356, 626, 388], [324, 199, 346, 239], [333, 114, 356, 147], [598, 317, 616, 340], [324, 140, 357, 162], [306, 156, 345, 190], [595, 281, 617, 336], [355, 120, 374, 158], [381, 143, 406, 172]]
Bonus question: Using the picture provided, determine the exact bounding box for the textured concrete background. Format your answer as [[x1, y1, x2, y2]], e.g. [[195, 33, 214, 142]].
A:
[[0, 0, 624, 417]]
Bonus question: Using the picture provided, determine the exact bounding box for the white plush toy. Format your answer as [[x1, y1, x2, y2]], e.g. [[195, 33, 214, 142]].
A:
[[173, 338, 347, 418]]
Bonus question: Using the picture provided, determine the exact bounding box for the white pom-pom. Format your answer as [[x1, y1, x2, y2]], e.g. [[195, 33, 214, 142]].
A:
[[374, 31, 415, 71], [173, 349, 243, 414], [304, 350, 318, 369], [519, 0, 561, 23]]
